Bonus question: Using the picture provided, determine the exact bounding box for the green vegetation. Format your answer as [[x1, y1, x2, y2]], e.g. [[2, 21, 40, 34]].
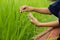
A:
[[0, 0, 57, 40]]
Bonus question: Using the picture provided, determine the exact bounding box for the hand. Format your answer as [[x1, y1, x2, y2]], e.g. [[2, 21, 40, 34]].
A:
[[28, 12, 41, 26], [20, 5, 34, 13]]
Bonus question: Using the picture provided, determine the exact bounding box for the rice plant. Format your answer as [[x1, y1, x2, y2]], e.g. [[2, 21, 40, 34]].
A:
[[0, 0, 57, 40]]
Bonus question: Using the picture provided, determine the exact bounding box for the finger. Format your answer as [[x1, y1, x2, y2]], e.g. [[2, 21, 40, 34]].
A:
[[29, 13, 37, 21], [20, 8, 23, 13], [20, 6, 27, 13], [28, 15, 32, 20], [27, 14, 34, 23], [29, 13, 34, 18], [20, 7, 25, 13], [22, 6, 27, 10], [28, 13, 35, 20], [28, 15, 33, 22], [28, 13, 32, 19], [20, 10, 23, 13]]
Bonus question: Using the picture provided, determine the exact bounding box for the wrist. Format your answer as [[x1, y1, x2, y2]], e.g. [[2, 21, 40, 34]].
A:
[[36, 22, 42, 27], [37, 23, 45, 27], [31, 7, 35, 11]]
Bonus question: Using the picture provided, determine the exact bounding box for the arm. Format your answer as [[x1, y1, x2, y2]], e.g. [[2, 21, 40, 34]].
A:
[[32, 8, 51, 14], [20, 6, 51, 14], [28, 13, 59, 27], [38, 20, 59, 27]]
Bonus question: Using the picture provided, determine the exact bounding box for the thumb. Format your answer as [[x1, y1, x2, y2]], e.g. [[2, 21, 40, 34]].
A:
[[27, 12, 33, 21]]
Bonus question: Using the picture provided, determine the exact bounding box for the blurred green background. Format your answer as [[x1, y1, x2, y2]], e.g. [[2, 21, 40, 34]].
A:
[[0, 0, 57, 40]]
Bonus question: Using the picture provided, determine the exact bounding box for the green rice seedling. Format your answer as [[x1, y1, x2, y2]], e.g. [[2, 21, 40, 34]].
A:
[[0, 0, 57, 40]]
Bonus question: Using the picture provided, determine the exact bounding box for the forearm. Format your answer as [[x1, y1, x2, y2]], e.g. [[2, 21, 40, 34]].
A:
[[32, 8, 51, 14], [37, 20, 59, 27]]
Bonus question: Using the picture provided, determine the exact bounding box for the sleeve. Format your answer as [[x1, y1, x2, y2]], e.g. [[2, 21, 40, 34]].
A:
[[48, 0, 60, 17], [58, 11, 60, 24]]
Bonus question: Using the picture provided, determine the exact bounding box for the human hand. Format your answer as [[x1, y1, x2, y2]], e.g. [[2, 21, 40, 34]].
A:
[[20, 5, 34, 13], [28, 12, 41, 26]]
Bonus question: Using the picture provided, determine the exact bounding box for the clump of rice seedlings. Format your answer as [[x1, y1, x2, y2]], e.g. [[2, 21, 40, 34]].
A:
[[0, 0, 57, 40]]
